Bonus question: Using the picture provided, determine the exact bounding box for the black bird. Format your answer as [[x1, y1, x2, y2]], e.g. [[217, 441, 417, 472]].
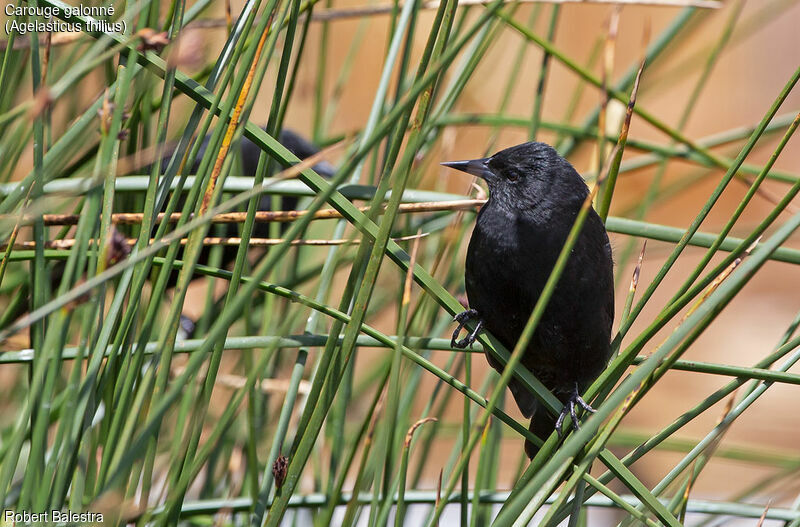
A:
[[443, 141, 614, 458]]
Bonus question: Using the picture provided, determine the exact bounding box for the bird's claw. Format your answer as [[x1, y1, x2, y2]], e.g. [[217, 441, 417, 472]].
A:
[[574, 393, 596, 414], [178, 314, 196, 340], [451, 309, 484, 348], [554, 385, 596, 438]]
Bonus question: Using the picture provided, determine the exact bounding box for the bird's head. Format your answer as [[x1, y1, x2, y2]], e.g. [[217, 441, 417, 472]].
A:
[[441, 141, 588, 213]]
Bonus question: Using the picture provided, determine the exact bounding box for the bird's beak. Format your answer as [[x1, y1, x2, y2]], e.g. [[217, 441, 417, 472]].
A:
[[440, 158, 494, 181]]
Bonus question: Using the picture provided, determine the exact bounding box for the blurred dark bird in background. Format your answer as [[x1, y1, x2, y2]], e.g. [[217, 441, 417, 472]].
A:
[[159, 128, 336, 336], [7, 129, 333, 337], [443, 141, 614, 458], [157, 129, 335, 279]]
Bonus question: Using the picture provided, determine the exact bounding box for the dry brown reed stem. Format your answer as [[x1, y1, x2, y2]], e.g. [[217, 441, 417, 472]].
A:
[[200, 12, 271, 214], [312, 0, 720, 21], [16, 199, 485, 226], [171, 365, 311, 395], [404, 417, 437, 448], [3, 232, 428, 251], [628, 240, 647, 297]]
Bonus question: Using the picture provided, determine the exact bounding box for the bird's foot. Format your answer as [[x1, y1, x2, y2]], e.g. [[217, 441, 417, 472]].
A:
[[554, 384, 596, 438], [178, 314, 196, 340], [451, 309, 484, 348]]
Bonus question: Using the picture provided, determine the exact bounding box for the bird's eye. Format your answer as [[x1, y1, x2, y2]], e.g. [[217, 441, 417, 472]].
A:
[[507, 172, 519, 182]]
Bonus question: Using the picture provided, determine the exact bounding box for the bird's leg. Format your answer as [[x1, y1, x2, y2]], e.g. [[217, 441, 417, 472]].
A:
[[554, 384, 596, 438], [451, 309, 484, 348]]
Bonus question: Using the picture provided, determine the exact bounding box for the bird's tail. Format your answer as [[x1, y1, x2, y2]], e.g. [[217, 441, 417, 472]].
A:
[[524, 405, 557, 459]]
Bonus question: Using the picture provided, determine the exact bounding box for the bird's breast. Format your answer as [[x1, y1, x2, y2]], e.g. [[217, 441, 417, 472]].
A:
[[464, 211, 552, 334]]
